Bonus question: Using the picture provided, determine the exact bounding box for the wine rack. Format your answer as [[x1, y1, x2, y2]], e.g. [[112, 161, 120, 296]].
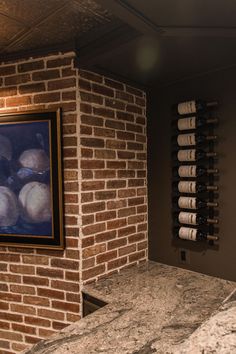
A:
[[171, 99, 219, 243]]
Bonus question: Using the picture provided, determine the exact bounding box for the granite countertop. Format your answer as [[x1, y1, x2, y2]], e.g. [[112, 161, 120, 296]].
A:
[[24, 261, 236, 354]]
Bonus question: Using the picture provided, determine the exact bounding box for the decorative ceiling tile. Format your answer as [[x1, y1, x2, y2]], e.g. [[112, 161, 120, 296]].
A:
[[0, 0, 115, 54], [0, 13, 26, 47], [0, 0, 67, 25]]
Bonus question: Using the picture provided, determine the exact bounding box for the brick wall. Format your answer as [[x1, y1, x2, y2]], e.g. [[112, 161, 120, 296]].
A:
[[0, 52, 147, 354], [79, 71, 148, 282]]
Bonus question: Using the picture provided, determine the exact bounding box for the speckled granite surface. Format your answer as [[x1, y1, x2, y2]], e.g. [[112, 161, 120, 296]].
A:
[[24, 261, 236, 354]]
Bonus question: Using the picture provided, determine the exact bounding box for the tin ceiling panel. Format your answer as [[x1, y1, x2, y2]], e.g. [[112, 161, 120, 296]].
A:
[[0, 0, 68, 25], [0, 0, 114, 55], [0, 14, 26, 48]]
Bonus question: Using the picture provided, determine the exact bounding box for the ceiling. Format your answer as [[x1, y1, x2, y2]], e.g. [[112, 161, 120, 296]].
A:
[[1, 0, 236, 88], [0, 0, 115, 54]]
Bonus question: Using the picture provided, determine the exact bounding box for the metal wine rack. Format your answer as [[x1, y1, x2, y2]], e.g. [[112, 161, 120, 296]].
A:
[[171, 100, 219, 243]]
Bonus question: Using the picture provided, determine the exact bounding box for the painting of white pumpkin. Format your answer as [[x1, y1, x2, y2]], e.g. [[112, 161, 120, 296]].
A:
[[0, 186, 19, 226], [19, 182, 51, 223]]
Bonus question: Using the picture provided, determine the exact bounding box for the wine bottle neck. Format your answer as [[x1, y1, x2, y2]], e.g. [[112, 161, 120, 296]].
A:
[[207, 202, 218, 207], [206, 135, 217, 141], [206, 118, 218, 124], [206, 101, 218, 108], [206, 169, 218, 174], [206, 235, 219, 241], [206, 152, 217, 157], [207, 185, 218, 191], [206, 218, 219, 224]]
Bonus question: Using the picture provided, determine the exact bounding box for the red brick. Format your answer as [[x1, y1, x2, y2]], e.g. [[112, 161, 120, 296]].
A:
[[0, 65, 15, 76], [81, 181, 105, 192], [6, 96, 31, 107], [47, 57, 72, 68], [116, 111, 134, 122], [32, 69, 60, 81], [52, 321, 68, 331], [116, 90, 134, 102], [23, 275, 49, 286], [126, 85, 144, 97], [0, 312, 22, 323], [5, 74, 30, 86], [108, 257, 127, 270], [82, 264, 105, 280], [18, 60, 44, 72], [80, 92, 103, 105], [117, 151, 135, 159], [52, 301, 79, 312], [96, 210, 116, 222], [51, 280, 79, 293], [82, 258, 95, 270], [25, 316, 50, 327], [95, 149, 116, 159], [48, 78, 76, 91], [80, 103, 92, 114], [94, 127, 115, 138], [50, 259, 79, 270], [92, 83, 114, 97], [82, 223, 106, 236], [106, 140, 126, 150], [106, 161, 126, 169], [128, 197, 144, 206], [129, 250, 146, 262], [80, 70, 103, 83], [34, 92, 60, 103], [79, 78, 91, 91], [10, 304, 36, 315], [23, 296, 50, 307], [95, 230, 116, 243], [22, 255, 49, 265], [95, 190, 116, 200], [107, 180, 126, 189], [118, 244, 136, 257], [81, 160, 104, 169], [107, 218, 127, 230], [0, 273, 21, 283], [12, 323, 36, 335], [97, 250, 117, 264], [0, 87, 17, 97], [10, 264, 34, 275], [0, 292, 21, 302], [118, 207, 136, 218], [117, 131, 135, 140], [37, 308, 64, 321], [105, 78, 124, 90], [108, 238, 127, 250], [94, 170, 116, 179], [81, 137, 104, 148], [105, 98, 125, 110], [118, 225, 136, 238]]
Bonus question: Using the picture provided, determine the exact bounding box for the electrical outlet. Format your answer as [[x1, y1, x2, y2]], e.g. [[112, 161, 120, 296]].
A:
[[179, 248, 190, 264]]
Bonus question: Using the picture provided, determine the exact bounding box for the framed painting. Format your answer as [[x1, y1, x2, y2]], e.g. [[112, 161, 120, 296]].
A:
[[0, 109, 64, 249]]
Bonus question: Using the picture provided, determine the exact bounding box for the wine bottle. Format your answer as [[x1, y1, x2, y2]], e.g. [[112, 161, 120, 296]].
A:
[[177, 165, 218, 178], [173, 100, 218, 116], [177, 133, 217, 146], [174, 226, 219, 241], [174, 181, 218, 194], [178, 211, 218, 225], [177, 116, 218, 131], [176, 196, 218, 209], [177, 149, 217, 162]]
